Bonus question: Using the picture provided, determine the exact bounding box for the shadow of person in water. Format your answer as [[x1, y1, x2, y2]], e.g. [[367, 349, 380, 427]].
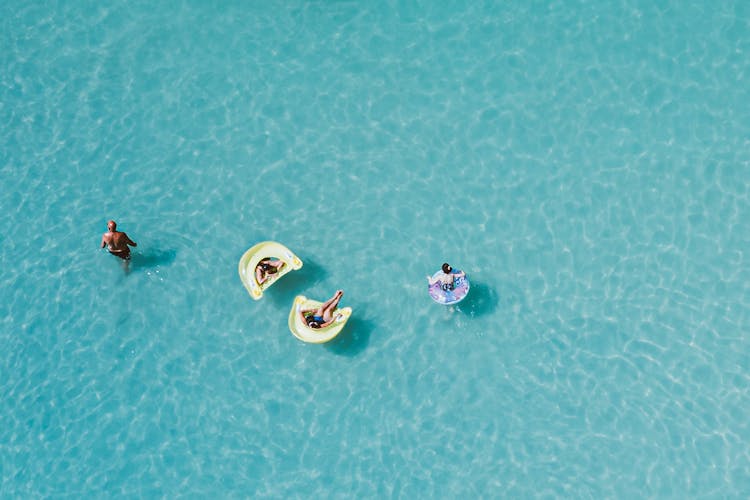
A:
[[457, 280, 500, 317], [325, 313, 373, 357], [129, 249, 177, 270]]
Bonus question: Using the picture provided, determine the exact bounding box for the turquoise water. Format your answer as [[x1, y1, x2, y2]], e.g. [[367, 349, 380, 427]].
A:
[[2, 0, 750, 496]]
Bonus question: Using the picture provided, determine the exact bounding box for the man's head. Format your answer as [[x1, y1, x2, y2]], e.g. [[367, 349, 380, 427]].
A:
[[107, 220, 117, 231], [442, 263, 452, 274]]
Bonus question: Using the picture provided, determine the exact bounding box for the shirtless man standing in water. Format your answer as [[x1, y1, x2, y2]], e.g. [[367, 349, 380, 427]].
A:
[[100, 220, 137, 260]]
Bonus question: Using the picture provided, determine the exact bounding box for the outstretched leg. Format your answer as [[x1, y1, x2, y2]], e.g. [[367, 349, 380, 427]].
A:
[[316, 290, 343, 322]]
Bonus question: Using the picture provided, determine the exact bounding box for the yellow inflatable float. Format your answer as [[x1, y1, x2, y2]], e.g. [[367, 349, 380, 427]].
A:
[[238, 241, 303, 300], [288, 295, 352, 344]]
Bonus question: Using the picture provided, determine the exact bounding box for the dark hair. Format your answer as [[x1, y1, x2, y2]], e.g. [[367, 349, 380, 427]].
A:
[[442, 263, 452, 274], [306, 316, 321, 329]]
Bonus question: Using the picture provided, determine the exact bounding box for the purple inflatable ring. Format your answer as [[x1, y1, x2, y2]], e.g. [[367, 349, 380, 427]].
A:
[[428, 270, 470, 305]]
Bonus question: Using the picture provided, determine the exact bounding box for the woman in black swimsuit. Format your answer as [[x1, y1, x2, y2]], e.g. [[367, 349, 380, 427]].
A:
[[299, 290, 344, 329]]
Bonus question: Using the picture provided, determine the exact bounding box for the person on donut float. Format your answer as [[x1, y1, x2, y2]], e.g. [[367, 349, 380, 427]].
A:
[[299, 290, 344, 329], [255, 257, 285, 285], [427, 263, 465, 291]]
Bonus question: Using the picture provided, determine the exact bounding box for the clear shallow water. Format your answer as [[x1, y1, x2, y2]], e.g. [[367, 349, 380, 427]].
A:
[[2, 0, 750, 497]]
